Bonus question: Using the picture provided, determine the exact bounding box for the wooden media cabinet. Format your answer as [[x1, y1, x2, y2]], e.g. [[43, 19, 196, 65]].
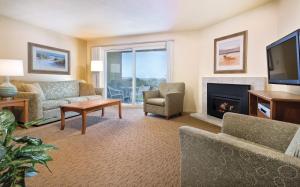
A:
[[249, 90, 300, 124]]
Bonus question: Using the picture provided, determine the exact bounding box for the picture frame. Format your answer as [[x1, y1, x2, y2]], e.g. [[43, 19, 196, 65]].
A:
[[214, 31, 247, 74], [28, 42, 70, 75]]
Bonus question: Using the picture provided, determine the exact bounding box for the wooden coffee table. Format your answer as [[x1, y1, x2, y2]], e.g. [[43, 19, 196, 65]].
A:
[[60, 99, 122, 134]]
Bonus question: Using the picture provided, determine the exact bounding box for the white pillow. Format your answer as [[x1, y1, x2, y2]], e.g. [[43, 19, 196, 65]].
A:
[[285, 128, 300, 158]]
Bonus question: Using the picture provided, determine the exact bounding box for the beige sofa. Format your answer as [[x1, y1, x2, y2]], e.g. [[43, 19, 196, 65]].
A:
[[180, 112, 300, 186], [143, 82, 185, 119], [13, 80, 102, 124]]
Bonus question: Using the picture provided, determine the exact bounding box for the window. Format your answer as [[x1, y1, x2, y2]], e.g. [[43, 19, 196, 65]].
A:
[[93, 41, 173, 104]]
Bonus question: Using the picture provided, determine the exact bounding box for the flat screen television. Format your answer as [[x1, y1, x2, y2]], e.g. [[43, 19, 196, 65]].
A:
[[267, 30, 300, 85]]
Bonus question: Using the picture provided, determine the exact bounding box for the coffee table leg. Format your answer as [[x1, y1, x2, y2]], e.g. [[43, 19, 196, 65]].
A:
[[60, 108, 65, 130], [101, 108, 104, 117], [82, 111, 87, 134], [119, 101, 122, 119]]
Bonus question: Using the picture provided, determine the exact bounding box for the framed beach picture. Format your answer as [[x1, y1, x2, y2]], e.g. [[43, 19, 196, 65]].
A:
[[214, 31, 247, 73], [28, 42, 70, 75]]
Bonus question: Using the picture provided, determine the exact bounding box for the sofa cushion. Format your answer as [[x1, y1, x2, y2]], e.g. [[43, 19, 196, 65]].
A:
[[84, 95, 103, 101], [64, 97, 88, 103], [42, 100, 68, 111], [79, 82, 96, 96], [11, 80, 35, 91], [146, 98, 165, 106], [39, 80, 80, 100], [22, 83, 46, 100]]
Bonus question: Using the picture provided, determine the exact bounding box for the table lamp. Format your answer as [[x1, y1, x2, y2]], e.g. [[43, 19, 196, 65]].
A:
[[0, 59, 24, 100], [91, 60, 104, 88]]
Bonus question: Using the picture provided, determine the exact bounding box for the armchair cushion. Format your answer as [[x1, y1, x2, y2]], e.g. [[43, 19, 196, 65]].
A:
[[143, 90, 160, 101], [146, 98, 165, 106], [159, 82, 185, 97]]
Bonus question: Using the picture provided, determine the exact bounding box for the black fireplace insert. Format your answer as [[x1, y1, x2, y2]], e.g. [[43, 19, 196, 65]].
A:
[[207, 83, 250, 119]]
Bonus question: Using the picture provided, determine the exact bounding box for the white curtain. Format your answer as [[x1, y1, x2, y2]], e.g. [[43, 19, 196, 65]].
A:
[[166, 41, 174, 81], [91, 47, 105, 88]]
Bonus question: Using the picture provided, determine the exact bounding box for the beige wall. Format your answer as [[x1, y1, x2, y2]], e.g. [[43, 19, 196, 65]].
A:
[[87, 2, 281, 112], [0, 15, 87, 82], [269, 0, 300, 94], [196, 2, 279, 113]]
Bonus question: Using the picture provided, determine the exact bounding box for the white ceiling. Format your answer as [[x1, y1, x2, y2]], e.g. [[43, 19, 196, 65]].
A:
[[0, 0, 273, 39]]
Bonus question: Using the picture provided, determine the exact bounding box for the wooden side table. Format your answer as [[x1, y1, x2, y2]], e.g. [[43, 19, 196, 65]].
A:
[[0, 99, 29, 123]]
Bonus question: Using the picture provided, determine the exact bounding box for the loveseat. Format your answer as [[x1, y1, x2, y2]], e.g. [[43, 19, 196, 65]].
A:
[[12, 80, 102, 124], [180, 112, 300, 186]]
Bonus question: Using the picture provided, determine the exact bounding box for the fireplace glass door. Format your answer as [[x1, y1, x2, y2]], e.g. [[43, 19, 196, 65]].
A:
[[212, 95, 241, 118]]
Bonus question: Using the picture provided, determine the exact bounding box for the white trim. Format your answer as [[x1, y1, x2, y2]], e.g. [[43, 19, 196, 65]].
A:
[[91, 40, 174, 48], [166, 41, 174, 81], [132, 49, 137, 104], [103, 51, 107, 98]]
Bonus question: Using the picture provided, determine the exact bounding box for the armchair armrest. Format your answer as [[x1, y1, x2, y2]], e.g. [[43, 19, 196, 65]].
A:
[[222, 113, 299, 152], [143, 90, 159, 102], [180, 126, 300, 186], [165, 92, 184, 115], [95, 88, 103, 96], [15, 92, 43, 121]]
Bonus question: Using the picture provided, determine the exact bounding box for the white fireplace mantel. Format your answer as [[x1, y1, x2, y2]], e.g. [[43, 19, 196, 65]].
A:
[[191, 77, 266, 127]]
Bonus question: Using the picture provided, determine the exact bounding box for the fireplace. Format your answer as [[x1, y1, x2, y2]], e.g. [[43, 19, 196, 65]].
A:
[[207, 83, 250, 119]]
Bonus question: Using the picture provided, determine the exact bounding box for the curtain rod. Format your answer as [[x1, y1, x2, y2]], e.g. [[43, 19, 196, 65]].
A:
[[90, 39, 175, 48]]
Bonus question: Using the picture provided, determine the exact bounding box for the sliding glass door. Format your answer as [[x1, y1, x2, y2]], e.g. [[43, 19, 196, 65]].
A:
[[105, 42, 170, 104], [106, 50, 133, 104], [135, 49, 167, 103]]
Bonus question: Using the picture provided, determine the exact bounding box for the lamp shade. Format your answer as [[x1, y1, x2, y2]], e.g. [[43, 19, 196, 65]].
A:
[[0, 59, 24, 76], [91, 60, 104, 72]]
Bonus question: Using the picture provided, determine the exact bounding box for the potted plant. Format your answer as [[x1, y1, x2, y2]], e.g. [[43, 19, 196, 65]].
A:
[[0, 109, 57, 187]]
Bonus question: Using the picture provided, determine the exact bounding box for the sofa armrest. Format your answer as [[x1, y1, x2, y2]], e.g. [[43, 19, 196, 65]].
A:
[[179, 126, 300, 186], [222, 112, 299, 152], [165, 92, 184, 115], [15, 92, 43, 121], [95, 88, 103, 96], [143, 90, 159, 102]]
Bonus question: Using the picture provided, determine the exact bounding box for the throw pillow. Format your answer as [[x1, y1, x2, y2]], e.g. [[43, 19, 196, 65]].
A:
[[79, 82, 96, 96], [285, 128, 300, 158], [22, 83, 46, 100]]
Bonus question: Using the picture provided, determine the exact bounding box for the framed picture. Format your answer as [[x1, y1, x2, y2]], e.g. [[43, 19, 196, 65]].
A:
[[214, 31, 247, 73], [28, 42, 70, 75]]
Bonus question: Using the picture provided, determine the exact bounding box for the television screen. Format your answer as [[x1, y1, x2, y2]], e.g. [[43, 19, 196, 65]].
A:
[[267, 35, 299, 84]]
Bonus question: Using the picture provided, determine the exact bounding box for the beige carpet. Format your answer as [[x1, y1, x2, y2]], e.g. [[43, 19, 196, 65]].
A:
[[16, 107, 220, 187]]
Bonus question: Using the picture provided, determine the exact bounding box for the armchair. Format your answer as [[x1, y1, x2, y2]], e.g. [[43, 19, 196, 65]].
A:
[[180, 112, 300, 186], [143, 82, 185, 119]]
